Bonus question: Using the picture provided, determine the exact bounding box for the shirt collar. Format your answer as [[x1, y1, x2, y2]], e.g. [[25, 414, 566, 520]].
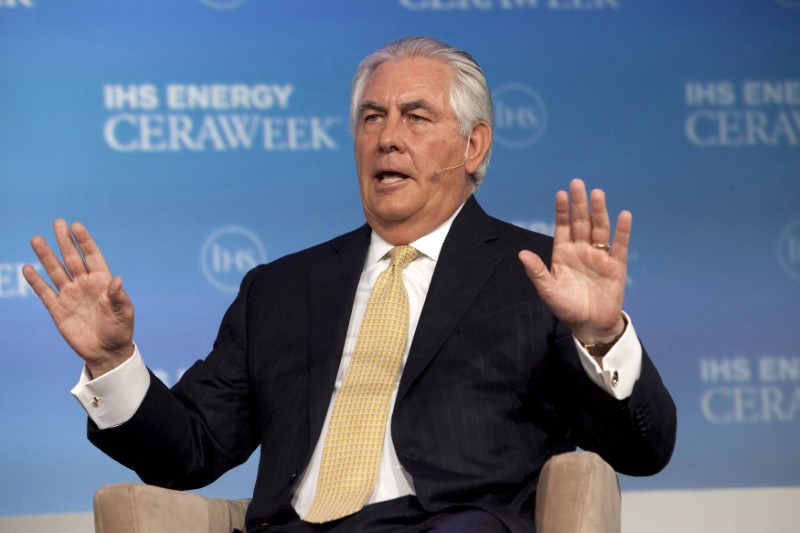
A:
[[367, 201, 466, 265]]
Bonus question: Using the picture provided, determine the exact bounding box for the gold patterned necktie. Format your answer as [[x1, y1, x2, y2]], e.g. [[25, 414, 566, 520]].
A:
[[304, 245, 421, 524]]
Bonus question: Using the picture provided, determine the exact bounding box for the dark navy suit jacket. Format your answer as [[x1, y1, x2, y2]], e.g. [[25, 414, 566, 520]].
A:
[[89, 196, 677, 532]]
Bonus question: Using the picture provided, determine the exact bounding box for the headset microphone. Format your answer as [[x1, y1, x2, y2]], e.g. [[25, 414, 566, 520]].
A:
[[433, 140, 470, 176]]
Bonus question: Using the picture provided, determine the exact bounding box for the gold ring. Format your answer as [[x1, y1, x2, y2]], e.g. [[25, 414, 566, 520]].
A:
[[592, 242, 611, 251]]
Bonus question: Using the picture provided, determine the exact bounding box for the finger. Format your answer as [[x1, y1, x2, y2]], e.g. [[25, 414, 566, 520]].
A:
[[21, 263, 60, 311], [518, 250, 555, 297], [53, 219, 88, 279], [589, 189, 611, 246], [30, 234, 72, 290], [569, 179, 591, 243], [71, 222, 110, 274], [552, 190, 571, 245], [611, 210, 632, 263]]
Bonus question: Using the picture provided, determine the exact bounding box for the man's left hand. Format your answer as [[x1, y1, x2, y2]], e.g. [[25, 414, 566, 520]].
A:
[[518, 178, 629, 346]]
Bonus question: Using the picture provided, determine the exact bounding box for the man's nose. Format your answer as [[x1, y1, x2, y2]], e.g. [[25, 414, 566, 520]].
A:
[[378, 114, 405, 153]]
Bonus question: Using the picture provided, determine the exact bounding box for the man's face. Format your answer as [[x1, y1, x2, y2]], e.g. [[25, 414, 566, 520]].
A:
[[354, 57, 474, 244]]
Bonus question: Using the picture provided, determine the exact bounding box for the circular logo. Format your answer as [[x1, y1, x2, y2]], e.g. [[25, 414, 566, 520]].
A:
[[492, 84, 547, 149], [777, 220, 800, 283], [199, 0, 247, 10], [512, 219, 555, 237], [201, 226, 267, 292]]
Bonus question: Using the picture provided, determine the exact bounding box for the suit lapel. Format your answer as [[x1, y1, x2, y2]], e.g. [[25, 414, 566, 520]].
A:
[[307, 225, 371, 442], [398, 197, 503, 401]]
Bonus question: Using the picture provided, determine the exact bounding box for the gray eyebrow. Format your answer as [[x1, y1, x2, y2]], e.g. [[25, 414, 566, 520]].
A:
[[357, 99, 438, 118], [358, 100, 387, 117], [399, 99, 436, 115]]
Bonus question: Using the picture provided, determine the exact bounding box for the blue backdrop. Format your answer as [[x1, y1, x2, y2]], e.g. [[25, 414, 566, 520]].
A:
[[1, 0, 799, 517]]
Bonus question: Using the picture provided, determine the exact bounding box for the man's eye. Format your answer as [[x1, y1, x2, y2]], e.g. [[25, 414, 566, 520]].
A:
[[408, 114, 426, 122], [364, 114, 381, 123]]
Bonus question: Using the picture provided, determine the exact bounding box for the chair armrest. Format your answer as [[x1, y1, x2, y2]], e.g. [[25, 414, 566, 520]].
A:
[[535, 451, 621, 533], [93, 483, 249, 533], [94, 452, 618, 533]]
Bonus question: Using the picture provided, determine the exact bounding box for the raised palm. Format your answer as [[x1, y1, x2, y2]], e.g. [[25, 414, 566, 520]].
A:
[[519, 179, 630, 344], [24, 220, 134, 377]]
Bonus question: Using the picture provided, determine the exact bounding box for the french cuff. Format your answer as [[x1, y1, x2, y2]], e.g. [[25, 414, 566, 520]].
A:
[[70, 344, 150, 430], [574, 311, 642, 400]]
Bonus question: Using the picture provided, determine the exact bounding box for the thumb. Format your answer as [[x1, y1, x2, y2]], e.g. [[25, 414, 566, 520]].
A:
[[518, 250, 553, 294], [107, 276, 133, 317]]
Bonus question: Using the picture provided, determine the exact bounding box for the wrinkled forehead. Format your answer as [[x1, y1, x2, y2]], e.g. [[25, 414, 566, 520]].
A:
[[359, 57, 455, 110]]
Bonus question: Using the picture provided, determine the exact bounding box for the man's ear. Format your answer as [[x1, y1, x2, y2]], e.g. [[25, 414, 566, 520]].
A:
[[464, 121, 492, 176]]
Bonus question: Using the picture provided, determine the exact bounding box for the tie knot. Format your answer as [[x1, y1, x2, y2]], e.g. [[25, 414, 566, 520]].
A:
[[389, 245, 420, 271]]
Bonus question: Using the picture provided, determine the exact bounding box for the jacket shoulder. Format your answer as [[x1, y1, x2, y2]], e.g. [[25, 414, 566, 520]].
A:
[[483, 210, 555, 267], [232, 225, 367, 290]]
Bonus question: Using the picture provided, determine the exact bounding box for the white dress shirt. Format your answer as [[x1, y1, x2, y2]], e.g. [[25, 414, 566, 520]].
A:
[[72, 204, 642, 517]]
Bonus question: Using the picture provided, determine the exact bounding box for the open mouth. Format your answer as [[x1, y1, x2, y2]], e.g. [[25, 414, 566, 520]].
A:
[[376, 172, 410, 184]]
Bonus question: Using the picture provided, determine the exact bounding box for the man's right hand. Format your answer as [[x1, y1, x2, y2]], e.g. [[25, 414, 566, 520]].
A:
[[23, 219, 135, 379]]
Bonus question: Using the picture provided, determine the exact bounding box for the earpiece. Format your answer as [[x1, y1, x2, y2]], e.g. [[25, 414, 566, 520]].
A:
[[433, 139, 470, 176]]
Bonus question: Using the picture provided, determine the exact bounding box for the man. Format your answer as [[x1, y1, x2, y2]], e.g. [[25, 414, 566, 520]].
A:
[[24, 37, 676, 532]]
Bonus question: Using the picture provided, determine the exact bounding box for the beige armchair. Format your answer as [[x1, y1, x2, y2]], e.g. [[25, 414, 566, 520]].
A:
[[94, 451, 620, 533]]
